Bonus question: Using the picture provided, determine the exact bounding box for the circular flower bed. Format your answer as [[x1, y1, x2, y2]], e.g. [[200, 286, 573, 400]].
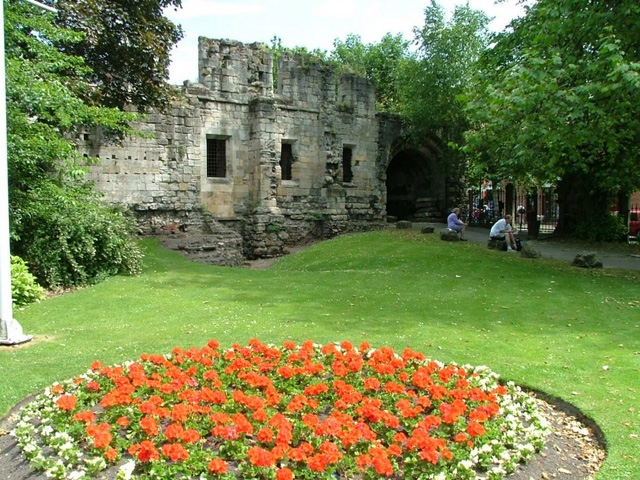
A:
[[13, 339, 548, 480]]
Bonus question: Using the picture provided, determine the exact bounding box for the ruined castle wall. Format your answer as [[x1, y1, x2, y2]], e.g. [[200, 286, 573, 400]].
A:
[[84, 38, 392, 255]]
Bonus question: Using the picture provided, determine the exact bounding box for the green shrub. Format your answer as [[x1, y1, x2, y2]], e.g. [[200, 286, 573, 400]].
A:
[[574, 212, 628, 242], [12, 186, 143, 289], [10, 255, 45, 307]]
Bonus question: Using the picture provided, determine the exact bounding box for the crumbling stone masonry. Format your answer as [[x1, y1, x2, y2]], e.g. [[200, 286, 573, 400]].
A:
[[81, 38, 452, 259]]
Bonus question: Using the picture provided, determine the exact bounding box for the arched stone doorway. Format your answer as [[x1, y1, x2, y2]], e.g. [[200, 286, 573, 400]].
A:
[[386, 148, 438, 221]]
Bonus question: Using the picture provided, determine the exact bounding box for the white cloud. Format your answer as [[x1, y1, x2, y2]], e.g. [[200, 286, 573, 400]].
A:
[[311, 0, 358, 19], [164, 0, 527, 84], [167, 0, 267, 20]]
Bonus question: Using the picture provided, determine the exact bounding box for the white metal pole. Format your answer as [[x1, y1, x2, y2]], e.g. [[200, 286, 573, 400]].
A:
[[0, 2, 32, 345], [22, 0, 57, 14]]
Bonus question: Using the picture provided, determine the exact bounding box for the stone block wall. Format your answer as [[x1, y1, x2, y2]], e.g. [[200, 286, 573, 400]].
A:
[[83, 37, 397, 258]]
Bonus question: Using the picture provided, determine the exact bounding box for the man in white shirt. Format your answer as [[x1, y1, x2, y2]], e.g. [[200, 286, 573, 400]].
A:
[[490, 215, 517, 251]]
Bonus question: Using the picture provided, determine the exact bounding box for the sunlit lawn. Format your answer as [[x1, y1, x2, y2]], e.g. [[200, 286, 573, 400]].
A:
[[2, 229, 639, 479]]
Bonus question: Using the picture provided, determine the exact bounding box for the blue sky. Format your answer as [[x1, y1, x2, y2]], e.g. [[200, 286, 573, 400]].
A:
[[164, 0, 526, 85]]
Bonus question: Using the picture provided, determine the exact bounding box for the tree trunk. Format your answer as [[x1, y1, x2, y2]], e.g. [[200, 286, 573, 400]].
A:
[[554, 175, 611, 235]]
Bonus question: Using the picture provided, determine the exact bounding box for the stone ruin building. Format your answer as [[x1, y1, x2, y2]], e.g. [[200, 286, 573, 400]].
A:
[[81, 37, 462, 264]]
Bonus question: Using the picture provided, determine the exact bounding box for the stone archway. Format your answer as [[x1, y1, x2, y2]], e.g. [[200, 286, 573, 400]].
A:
[[385, 148, 439, 221]]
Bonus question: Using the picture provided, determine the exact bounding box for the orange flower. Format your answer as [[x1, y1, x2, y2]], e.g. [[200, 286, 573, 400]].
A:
[[116, 416, 130, 428], [171, 403, 191, 422], [162, 443, 189, 462], [164, 423, 184, 440], [232, 413, 254, 435], [86, 381, 101, 391], [454, 432, 468, 443], [56, 394, 77, 411], [140, 416, 159, 436], [384, 381, 405, 394], [73, 410, 96, 423], [340, 341, 353, 351], [247, 446, 276, 467], [208, 457, 227, 474], [467, 422, 486, 437], [257, 427, 274, 443], [129, 440, 159, 462], [181, 428, 201, 444], [86, 423, 113, 449], [363, 377, 381, 391], [275, 467, 294, 480], [282, 341, 297, 350], [104, 447, 118, 462], [252, 408, 268, 422]]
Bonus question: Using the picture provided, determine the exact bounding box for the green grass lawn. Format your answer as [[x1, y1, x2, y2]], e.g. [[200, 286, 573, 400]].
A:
[[2, 229, 639, 479]]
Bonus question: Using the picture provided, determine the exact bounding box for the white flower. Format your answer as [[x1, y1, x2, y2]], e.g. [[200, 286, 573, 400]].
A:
[[117, 460, 136, 480], [68, 470, 87, 480]]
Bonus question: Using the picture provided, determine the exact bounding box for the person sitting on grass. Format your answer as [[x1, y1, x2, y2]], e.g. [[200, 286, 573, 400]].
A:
[[490, 214, 517, 252], [447, 208, 468, 241]]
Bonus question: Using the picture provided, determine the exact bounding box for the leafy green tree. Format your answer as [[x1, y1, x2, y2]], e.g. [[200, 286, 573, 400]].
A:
[[397, 0, 490, 144], [464, 0, 640, 234], [330, 33, 409, 112], [48, 0, 183, 110], [6, 0, 143, 287]]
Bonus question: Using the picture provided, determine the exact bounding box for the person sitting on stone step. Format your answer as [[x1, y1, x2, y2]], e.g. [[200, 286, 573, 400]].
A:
[[447, 208, 468, 241], [490, 214, 518, 251]]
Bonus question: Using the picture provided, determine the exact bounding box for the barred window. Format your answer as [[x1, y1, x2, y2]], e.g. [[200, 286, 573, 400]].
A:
[[280, 143, 293, 180], [342, 147, 353, 183], [207, 138, 226, 178]]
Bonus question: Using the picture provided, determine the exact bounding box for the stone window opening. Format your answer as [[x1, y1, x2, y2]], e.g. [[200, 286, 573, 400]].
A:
[[342, 146, 353, 183], [280, 142, 294, 180], [206, 137, 227, 178]]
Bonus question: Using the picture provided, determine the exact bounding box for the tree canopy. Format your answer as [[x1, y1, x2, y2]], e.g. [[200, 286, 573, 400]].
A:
[[464, 0, 640, 232], [330, 33, 409, 113], [5, 0, 148, 287], [47, 0, 183, 110], [397, 0, 491, 144]]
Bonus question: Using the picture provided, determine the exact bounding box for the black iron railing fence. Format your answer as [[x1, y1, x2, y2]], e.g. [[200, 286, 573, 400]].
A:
[[629, 203, 639, 242], [467, 182, 559, 237]]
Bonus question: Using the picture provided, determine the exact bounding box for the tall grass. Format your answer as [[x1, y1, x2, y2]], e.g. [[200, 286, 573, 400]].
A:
[[2, 229, 638, 479]]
